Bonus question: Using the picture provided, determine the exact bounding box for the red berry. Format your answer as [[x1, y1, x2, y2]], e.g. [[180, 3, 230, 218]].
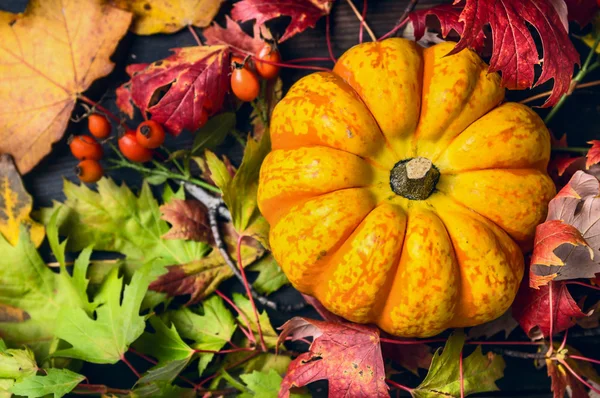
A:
[[87, 113, 111, 139], [231, 66, 260, 102], [118, 130, 153, 163], [255, 44, 281, 80], [136, 120, 166, 149], [69, 135, 103, 161], [76, 159, 103, 183]]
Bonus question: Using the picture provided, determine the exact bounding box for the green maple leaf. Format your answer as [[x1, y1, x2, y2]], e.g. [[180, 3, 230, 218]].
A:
[[10, 368, 84, 398], [0, 226, 91, 360], [39, 178, 210, 267], [248, 255, 289, 295], [134, 317, 194, 384], [205, 131, 271, 248], [53, 263, 153, 364], [168, 295, 236, 375], [412, 331, 505, 398], [240, 369, 309, 398], [0, 339, 37, 394], [131, 381, 195, 398]]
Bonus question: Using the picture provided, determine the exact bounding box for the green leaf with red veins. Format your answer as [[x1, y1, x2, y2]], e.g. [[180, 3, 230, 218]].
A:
[[412, 331, 505, 398], [116, 46, 230, 135], [10, 369, 84, 398]]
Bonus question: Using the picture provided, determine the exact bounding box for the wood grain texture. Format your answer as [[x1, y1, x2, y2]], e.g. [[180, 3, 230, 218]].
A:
[[2, 0, 600, 396]]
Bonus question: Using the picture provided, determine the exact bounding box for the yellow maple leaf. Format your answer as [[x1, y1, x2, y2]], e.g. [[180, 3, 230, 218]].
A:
[[0, 154, 44, 247], [113, 0, 223, 35], [0, 0, 132, 174]]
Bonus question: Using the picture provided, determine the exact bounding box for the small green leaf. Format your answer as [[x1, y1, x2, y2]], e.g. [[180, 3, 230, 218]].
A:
[[168, 295, 236, 376], [192, 113, 236, 154], [10, 368, 84, 398], [146, 174, 168, 186], [54, 264, 153, 364], [204, 151, 233, 189], [412, 330, 505, 398], [0, 341, 37, 380], [134, 317, 194, 384], [162, 184, 186, 203], [239, 369, 310, 398], [249, 255, 289, 295]]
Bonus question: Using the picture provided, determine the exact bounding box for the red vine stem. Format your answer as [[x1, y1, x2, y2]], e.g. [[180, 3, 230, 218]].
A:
[[459, 349, 465, 398], [78, 95, 122, 125], [326, 14, 337, 62], [519, 80, 600, 105], [570, 354, 600, 365], [196, 351, 261, 388], [344, 0, 376, 41], [558, 328, 568, 352], [236, 235, 267, 352], [120, 355, 141, 379], [188, 25, 202, 46], [215, 290, 256, 344], [559, 358, 600, 394], [287, 57, 334, 63], [386, 378, 413, 393], [379, 17, 409, 41], [548, 282, 554, 357], [249, 56, 331, 71], [565, 281, 600, 291], [359, 0, 368, 43]]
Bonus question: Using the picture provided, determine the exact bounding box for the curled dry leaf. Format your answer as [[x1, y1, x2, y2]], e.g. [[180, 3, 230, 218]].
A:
[[203, 15, 266, 57], [408, 4, 485, 51], [564, 0, 598, 27], [116, 46, 229, 135], [513, 280, 588, 339], [468, 309, 519, 340], [112, 0, 223, 35], [232, 0, 333, 42], [278, 317, 388, 398], [160, 199, 212, 243], [0, 0, 131, 173], [0, 155, 44, 247], [530, 171, 600, 288], [382, 342, 432, 376]]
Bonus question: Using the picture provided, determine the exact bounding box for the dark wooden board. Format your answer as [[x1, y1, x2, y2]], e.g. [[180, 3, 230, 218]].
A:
[[2, 0, 600, 396]]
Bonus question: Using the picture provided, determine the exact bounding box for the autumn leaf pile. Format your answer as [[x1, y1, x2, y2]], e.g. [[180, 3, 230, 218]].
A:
[[1, 0, 600, 397]]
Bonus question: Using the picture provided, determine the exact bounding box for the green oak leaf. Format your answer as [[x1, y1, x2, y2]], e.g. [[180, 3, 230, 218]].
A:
[[134, 317, 194, 384], [53, 264, 153, 364], [240, 369, 310, 398], [233, 293, 278, 348], [168, 295, 236, 376], [205, 131, 271, 247], [39, 178, 210, 267], [192, 112, 236, 154], [249, 255, 289, 295], [10, 368, 84, 398], [0, 227, 91, 360], [412, 331, 505, 398]]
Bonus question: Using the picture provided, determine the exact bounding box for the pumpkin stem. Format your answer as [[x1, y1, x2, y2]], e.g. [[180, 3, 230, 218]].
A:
[[389, 157, 440, 200]]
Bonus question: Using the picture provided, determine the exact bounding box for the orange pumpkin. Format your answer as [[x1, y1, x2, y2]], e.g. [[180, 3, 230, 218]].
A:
[[257, 39, 555, 337]]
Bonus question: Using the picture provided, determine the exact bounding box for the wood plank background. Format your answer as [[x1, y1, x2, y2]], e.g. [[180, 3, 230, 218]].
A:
[[2, 0, 600, 396]]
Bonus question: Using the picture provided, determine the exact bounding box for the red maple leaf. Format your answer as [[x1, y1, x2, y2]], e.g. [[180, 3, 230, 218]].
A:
[[408, 4, 485, 51], [231, 0, 333, 42], [586, 140, 600, 169], [116, 46, 230, 135], [564, 0, 598, 27], [513, 280, 588, 339], [530, 171, 599, 287], [416, 0, 580, 107], [278, 317, 389, 398], [382, 341, 432, 376], [203, 15, 265, 57]]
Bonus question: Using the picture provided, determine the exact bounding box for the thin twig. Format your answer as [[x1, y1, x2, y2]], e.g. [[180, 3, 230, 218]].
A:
[[120, 355, 141, 379], [188, 25, 202, 46], [566, 281, 600, 291], [489, 348, 547, 359], [559, 358, 600, 394], [73, 384, 131, 395], [520, 80, 600, 104], [359, 0, 367, 43], [396, 0, 419, 35], [78, 95, 122, 125], [379, 17, 410, 41], [386, 379, 413, 393], [345, 0, 377, 42], [215, 290, 256, 344]]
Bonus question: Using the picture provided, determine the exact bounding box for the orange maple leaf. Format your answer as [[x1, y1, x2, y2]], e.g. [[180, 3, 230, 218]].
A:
[[0, 0, 131, 173]]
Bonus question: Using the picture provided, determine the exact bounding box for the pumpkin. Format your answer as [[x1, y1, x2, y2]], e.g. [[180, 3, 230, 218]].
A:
[[257, 39, 555, 337]]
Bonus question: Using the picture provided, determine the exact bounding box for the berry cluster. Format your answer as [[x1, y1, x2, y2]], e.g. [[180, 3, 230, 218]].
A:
[[69, 113, 167, 183], [231, 42, 281, 102]]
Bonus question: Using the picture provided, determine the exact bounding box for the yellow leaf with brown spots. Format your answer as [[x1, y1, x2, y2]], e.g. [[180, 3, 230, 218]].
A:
[[112, 0, 223, 35], [0, 0, 131, 174], [0, 154, 44, 247]]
